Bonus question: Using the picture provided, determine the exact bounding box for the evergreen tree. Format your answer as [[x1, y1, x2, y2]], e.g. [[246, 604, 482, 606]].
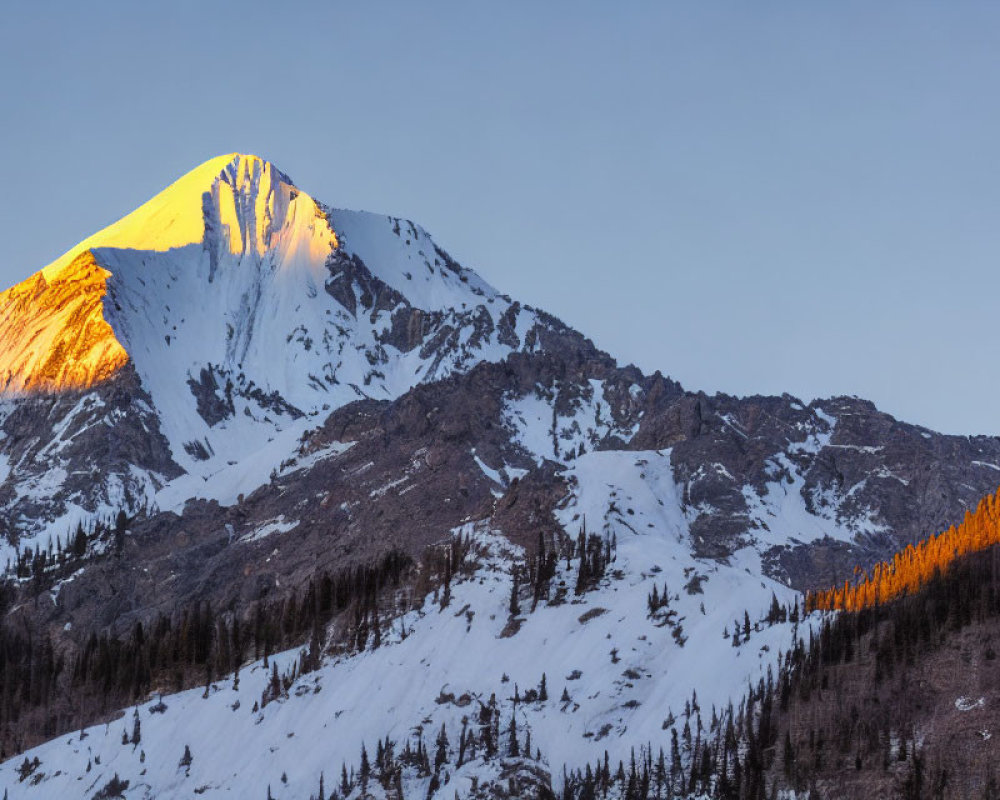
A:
[[435, 723, 449, 772], [307, 620, 322, 673], [458, 719, 469, 767], [131, 708, 141, 746], [360, 742, 371, 791], [270, 661, 281, 701], [575, 533, 590, 595], [441, 555, 452, 609], [72, 523, 87, 559]]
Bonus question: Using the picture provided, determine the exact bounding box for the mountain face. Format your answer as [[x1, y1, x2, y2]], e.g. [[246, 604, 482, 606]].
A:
[[1, 154, 999, 799], [0, 154, 576, 552]]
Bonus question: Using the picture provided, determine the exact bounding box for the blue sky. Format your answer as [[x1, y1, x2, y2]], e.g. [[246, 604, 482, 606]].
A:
[[3, 2, 999, 434]]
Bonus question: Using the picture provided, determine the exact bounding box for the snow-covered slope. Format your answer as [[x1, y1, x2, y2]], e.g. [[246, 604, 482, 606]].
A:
[[1, 451, 806, 799]]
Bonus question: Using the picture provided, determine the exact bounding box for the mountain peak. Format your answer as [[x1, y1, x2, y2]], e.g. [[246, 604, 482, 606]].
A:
[[0, 152, 325, 397], [40, 153, 303, 280], [213, 152, 293, 184]]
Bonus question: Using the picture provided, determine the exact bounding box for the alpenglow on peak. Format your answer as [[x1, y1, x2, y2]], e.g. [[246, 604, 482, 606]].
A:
[[40, 153, 317, 281], [0, 153, 337, 395]]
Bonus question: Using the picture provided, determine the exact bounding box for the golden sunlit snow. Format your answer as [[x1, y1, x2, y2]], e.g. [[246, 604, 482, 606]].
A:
[[0, 251, 128, 393]]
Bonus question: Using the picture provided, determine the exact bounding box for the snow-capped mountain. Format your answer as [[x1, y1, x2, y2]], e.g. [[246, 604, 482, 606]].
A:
[[3, 154, 1000, 798], [0, 154, 577, 557]]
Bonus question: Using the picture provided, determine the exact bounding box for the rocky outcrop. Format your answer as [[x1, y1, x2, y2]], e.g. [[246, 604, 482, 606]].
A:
[[631, 390, 1000, 587], [0, 365, 180, 543]]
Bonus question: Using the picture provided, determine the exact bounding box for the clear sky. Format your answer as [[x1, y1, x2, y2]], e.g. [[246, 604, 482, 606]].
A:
[[3, 2, 999, 435]]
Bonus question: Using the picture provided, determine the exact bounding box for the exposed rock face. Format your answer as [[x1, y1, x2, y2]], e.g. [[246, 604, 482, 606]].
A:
[[324, 249, 406, 322], [0, 364, 180, 543], [187, 365, 236, 426], [635, 391, 1000, 588]]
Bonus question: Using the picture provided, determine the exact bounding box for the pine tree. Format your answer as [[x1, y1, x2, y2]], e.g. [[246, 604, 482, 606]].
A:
[[456, 721, 468, 767], [648, 584, 660, 616], [575, 533, 590, 595], [481, 695, 497, 757], [435, 723, 449, 772], [441, 555, 452, 609], [341, 763, 350, 796], [72, 522, 87, 558], [533, 530, 548, 611], [131, 708, 141, 746], [508, 712, 520, 757], [308, 620, 322, 673], [270, 660, 281, 701], [670, 729, 682, 793], [360, 742, 371, 791]]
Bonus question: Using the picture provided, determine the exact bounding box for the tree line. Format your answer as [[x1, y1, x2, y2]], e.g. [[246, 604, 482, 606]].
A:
[[0, 528, 476, 759], [808, 483, 1000, 612]]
